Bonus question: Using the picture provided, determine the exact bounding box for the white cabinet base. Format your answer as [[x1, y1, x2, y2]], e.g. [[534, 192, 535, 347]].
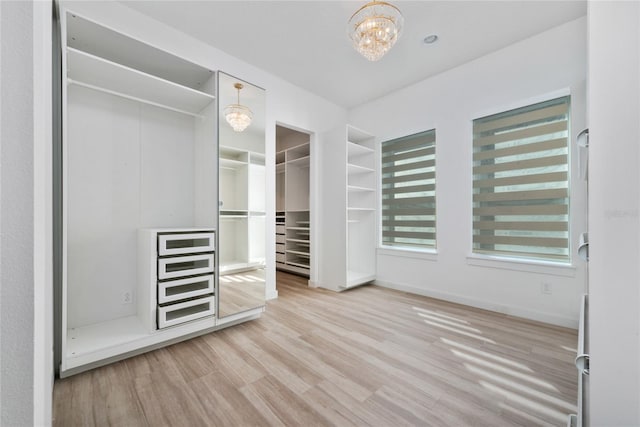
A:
[[60, 306, 264, 377]]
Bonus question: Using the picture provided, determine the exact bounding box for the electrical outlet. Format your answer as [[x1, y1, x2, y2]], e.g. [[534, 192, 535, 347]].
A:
[[541, 282, 553, 295], [122, 291, 132, 304]]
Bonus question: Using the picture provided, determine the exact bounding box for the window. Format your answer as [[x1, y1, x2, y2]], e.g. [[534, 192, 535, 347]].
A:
[[472, 96, 570, 262], [381, 129, 436, 250]]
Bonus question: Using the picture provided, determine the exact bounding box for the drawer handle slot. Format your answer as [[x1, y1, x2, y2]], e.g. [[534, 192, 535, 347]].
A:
[[166, 238, 210, 250], [158, 254, 214, 280], [158, 274, 214, 304], [166, 280, 209, 297], [166, 259, 209, 273], [157, 296, 215, 328], [166, 302, 210, 322], [158, 232, 215, 255]]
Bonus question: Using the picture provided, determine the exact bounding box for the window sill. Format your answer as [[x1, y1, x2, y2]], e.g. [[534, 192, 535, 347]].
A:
[[377, 247, 438, 261], [466, 254, 576, 277]]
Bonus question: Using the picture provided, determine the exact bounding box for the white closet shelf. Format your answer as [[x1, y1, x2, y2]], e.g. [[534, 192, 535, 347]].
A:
[[348, 185, 375, 192], [220, 211, 249, 219], [66, 315, 147, 358], [348, 163, 375, 175], [286, 261, 310, 269], [347, 126, 374, 144], [286, 226, 310, 230], [286, 238, 309, 243], [348, 141, 374, 157], [287, 250, 310, 257], [66, 47, 215, 117], [347, 207, 376, 211], [286, 142, 311, 157], [220, 158, 248, 169], [288, 155, 310, 168]]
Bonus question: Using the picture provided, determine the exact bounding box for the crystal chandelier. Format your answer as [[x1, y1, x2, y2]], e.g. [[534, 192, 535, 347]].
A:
[[347, 1, 404, 61], [224, 83, 253, 132]]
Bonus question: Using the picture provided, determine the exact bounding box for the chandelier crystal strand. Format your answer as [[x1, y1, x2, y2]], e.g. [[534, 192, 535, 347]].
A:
[[224, 83, 253, 132], [348, 1, 404, 61]]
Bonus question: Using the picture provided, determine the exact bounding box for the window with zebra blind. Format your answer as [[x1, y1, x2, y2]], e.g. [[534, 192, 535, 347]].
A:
[[472, 96, 570, 262], [381, 129, 436, 250]]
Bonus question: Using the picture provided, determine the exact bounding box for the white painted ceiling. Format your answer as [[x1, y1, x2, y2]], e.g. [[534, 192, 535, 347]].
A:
[[123, 1, 586, 109]]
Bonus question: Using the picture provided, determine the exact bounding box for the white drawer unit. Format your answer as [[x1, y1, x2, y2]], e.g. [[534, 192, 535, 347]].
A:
[[158, 253, 214, 280], [276, 234, 286, 244], [141, 228, 217, 331], [158, 296, 215, 329], [276, 224, 285, 235], [158, 274, 214, 305], [276, 253, 286, 263], [158, 232, 215, 256]]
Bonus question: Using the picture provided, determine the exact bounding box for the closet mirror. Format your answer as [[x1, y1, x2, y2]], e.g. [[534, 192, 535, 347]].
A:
[[218, 72, 266, 318]]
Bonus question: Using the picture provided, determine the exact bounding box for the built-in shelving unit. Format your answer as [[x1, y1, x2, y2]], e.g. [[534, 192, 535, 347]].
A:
[[318, 125, 376, 291], [346, 126, 376, 287], [57, 8, 267, 378], [275, 126, 312, 276]]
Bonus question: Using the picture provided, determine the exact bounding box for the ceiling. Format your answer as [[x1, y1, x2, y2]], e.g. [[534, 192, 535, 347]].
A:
[[123, 1, 586, 109]]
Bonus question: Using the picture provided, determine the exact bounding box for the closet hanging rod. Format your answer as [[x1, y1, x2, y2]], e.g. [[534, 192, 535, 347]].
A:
[[67, 78, 205, 119]]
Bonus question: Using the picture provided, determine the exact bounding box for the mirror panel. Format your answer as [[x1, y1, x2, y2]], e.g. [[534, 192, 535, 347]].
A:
[[217, 72, 266, 318]]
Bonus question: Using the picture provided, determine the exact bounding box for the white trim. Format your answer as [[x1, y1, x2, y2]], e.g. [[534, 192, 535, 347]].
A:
[[266, 289, 279, 300], [33, 1, 53, 425], [374, 279, 578, 329], [377, 247, 438, 261], [466, 253, 576, 277]]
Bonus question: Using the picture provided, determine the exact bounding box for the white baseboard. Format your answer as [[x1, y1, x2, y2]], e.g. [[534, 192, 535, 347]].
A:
[[373, 279, 578, 329], [266, 289, 279, 300], [308, 281, 341, 292]]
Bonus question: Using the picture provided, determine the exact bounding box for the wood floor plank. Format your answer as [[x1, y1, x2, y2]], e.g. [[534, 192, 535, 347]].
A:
[[53, 271, 578, 426], [189, 370, 273, 426], [240, 375, 333, 426], [199, 330, 267, 387]]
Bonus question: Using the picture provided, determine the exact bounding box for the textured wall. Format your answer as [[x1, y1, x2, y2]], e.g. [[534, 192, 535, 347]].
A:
[[0, 1, 35, 425]]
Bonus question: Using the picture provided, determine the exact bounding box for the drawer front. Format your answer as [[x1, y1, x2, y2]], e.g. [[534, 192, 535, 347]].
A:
[[158, 274, 214, 304], [276, 234, 286, 244], [276, 243, 285, 254], [158, 296, 215, 329], [158, 232, 215, 256], [276, 253, 286, 263], [158, 253, 214, 280], [276, 225, 285, 235]]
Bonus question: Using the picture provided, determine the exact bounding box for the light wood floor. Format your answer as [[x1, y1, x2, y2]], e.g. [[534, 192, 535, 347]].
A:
[[53, 272, 578, 426]]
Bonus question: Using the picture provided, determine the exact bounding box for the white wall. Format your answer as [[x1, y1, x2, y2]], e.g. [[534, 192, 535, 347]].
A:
[[1, 1, 54, 425], [588, 2, 640, 425], [62, 1, 347, 300], [349, 18, 587, 328]]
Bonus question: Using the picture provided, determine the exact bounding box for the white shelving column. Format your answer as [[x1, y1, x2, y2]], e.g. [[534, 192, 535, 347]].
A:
[[346, 126, 377, 287], [318, 125, 376, 291]]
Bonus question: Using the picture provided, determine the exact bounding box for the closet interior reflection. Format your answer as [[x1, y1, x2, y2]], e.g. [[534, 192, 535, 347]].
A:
[[218, 72, 267, 318]]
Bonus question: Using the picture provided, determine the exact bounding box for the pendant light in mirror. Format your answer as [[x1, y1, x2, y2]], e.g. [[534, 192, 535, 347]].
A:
[[224, 82, 253, 132]]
